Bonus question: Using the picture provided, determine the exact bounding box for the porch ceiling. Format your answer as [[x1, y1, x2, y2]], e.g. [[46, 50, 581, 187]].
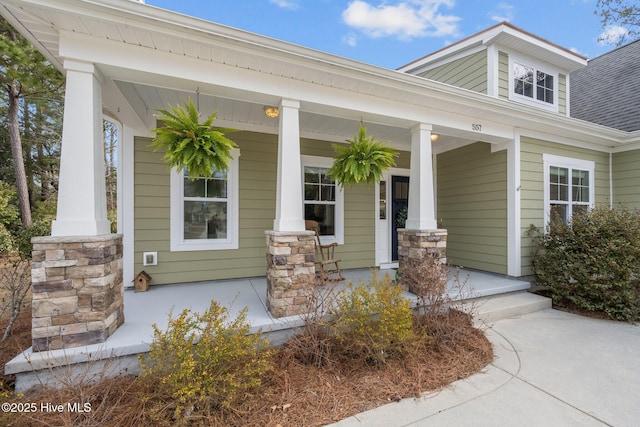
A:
[[114, 80, 486, 152], [115, 80, 420, 147]]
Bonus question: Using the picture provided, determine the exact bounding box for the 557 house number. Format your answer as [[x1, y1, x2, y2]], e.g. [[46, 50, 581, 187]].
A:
[[471, 124, 482, 132]]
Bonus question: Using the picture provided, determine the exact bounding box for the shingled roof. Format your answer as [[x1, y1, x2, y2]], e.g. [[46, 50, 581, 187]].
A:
[[570, 39, 640, 132]]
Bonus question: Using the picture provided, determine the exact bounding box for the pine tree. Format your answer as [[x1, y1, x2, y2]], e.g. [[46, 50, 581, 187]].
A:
[[0, 17, 64, 226]]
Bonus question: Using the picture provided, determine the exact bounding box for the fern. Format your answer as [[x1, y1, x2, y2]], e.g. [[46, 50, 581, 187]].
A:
[[151, 99, 238, 179], [327, 122, 398, 188]]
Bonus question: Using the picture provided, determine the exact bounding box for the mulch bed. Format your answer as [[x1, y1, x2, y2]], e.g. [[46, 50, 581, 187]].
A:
[[1, 309, 493, 427]]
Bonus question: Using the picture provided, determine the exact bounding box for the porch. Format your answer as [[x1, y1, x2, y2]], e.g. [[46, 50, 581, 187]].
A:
[[6, 267, 530, 392]]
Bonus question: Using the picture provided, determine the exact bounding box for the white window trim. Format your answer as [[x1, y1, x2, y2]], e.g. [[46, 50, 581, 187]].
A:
[[301, 155, 344, 245], [170, 150, 240, 251], [543, 154, 594, 225], [508, 55, 559, 113]]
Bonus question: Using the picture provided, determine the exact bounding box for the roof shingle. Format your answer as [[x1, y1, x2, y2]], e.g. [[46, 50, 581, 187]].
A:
[[570, 39, 640, 132]]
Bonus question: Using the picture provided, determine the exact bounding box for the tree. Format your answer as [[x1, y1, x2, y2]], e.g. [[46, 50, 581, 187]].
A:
[[596, 0, 640, 45], [104, 120, 118, 213], [0, 16, 64, 226]]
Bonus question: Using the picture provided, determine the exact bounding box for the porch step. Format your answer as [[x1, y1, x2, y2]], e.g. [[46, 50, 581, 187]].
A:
[[470, 291, 552, 325]]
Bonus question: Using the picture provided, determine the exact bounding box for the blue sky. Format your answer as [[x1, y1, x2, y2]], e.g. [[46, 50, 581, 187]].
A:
[[145, 0, 626, 69]]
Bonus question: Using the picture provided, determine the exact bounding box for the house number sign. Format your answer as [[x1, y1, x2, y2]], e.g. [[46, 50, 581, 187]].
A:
[[471, 123, 482, 132]]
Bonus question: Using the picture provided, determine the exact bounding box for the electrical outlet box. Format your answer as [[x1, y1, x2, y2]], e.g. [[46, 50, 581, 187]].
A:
[[143, 251, 157, 266]]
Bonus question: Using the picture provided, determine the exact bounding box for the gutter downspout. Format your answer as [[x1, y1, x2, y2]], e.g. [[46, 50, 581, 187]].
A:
[[609, 151, 613, 208]]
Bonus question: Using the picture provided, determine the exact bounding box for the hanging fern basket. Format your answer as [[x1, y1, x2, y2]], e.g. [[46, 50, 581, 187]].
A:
[[327, 122, 398, 188], [151, 98, 238, 179]]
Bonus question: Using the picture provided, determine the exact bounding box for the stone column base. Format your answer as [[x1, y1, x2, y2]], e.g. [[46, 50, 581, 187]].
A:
[[31, 234, 124, 351], [265, 230, 316, 318], [398, 229, 447, 294]]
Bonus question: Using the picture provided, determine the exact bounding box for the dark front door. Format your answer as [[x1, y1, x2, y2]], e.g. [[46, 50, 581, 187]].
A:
[[391, 176, 409, 261]]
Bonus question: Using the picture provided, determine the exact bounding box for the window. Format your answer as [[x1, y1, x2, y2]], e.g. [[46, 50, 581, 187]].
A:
[[543, 154, 594, 225], [379, 180, 387, 220], [302, 156, 344, 244], [510, 58, 557, 111], [170, 153, 239, 251]]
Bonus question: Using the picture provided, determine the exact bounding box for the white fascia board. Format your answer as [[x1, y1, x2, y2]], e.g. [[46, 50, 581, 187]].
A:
[[58, 29, 627, 152], [611, 131, 640, 152], [58, 31, 505, 137], [484, 25, 587, 71], [40, 0, 439, 97], [519, 128, 614, 153], [0, 3, 64, 70]]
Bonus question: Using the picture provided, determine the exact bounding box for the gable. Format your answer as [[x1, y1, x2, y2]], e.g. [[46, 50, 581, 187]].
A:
[[418, 50, 487, 94]]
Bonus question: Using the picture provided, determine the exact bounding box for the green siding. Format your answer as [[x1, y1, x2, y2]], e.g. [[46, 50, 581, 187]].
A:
[[133, 132, 392, 285], [558, 74, 567, 115], [419, 50, 487, 94], [437, 142, 508, 274], [519, 137, 610, 275], [613, 150, 640, 208], [498, 52, 509, 99]]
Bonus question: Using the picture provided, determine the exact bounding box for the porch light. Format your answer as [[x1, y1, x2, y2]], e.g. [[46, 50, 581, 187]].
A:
[[430, 133, 439, 142], [264, 106, 280, 118]]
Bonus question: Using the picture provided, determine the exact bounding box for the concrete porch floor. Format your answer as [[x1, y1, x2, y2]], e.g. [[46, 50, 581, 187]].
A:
[[6, 268, 530, 391]]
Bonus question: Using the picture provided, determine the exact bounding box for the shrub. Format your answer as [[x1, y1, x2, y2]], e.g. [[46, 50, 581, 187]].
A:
[[13, 220, 51, 260], [0, 224, 15, 255], [530, 205, 640, 321], [139, 301, 271, 417], [331, 273, 413, 365], [0, 182, 19, 229], [1, 259, 31, 341], [284, 281, 338, 368], [399, 254, 448, 306]]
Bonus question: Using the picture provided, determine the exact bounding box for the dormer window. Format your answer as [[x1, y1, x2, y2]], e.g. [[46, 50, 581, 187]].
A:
[[509, 57, 558, 112], [513, 63, 553, 103]]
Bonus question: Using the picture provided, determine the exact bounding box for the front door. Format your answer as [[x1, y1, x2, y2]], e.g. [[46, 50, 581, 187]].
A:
[[391, 176, 409, 261]]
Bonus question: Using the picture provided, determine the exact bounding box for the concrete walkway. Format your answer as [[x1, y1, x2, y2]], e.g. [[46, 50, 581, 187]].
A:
[[330, 309, 640, 427]]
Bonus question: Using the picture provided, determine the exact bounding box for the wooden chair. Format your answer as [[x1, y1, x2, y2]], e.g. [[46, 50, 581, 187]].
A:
[[305, 220, 344, 283]]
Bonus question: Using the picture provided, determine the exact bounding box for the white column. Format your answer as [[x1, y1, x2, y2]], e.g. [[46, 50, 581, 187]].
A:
[[507, 134, 522, 276], [51, 61, 110, 236], [405, 123, 438, 230], [273, 99, 305, 231], [120, 124, 135, 284]]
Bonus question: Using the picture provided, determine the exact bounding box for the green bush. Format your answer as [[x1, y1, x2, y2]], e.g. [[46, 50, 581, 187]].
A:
[[331, 273, 413, 364], [0, 224, 15, 255], [530, 206, 640, 321], [14, 220, 51, 260], [139, 301, 271, 417], [0, 182, 19, 228]]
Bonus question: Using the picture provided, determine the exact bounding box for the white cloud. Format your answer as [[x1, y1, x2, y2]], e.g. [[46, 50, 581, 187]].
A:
[[341, 0, 461, 41], [598, 25, 629, 45], [343, 32, 359, 47], [489, 3, 514, 23], [269, 0, 299, 10]]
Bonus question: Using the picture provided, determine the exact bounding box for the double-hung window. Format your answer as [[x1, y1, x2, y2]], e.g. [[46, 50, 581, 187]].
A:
[[170, 152, 239, 251], [302, 156, 344, 244], [543, 154, 594, 225]]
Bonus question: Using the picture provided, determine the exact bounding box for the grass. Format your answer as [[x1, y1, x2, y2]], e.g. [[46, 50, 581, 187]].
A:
[[1, 303, 492, 426]]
